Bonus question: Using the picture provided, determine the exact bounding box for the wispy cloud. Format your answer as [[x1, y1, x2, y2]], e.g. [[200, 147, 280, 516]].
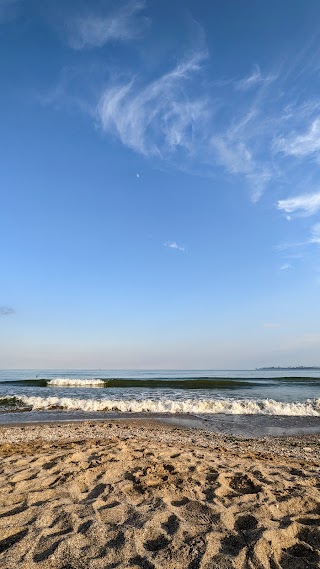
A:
[[68, 0, 149, 50], [281, 253, 304, 259], [97, 51, 209, 157], [277, 191, 320, 216], [280, 263, 292, 270], [211, 138, 252, 175], [49, 16, 320, 208], [0, 306, 15, 317], [211, 135, 272, 202], [97, 49, 275, 200], [235, 64, 277, 92], [275, 241, 307, 252], [280, 99, 320, 124], [275, 117, 320, 157], [310, 223, 320, 245], [164, 241, 185, 252], [274, 222, 320, 254]]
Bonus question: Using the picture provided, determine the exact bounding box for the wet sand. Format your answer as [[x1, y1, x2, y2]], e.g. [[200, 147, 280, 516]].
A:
[[1, 410, 320, 438], [0, 420, 319, 568]]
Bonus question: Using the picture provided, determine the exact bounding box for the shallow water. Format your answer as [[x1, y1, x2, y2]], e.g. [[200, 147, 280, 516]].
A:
[[1, 369, 320, 434], [1, 411, 320, 438]]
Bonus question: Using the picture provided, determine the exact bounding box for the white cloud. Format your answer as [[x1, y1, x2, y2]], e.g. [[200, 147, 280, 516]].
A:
[[281, 99, 320, 123], [211, 135, 272, 202], [235, 64, 277, 92], [310, 223, 320, 245], [277, 191, 320, 216], [97, 49, 275, 201], [61, 30, 313, 205], [280, 264, 292, 270], [275, 223, 320, 254], [69, 0, 149, 49], [235, 65, 262, 91], [211, 138, 252, 174], [275, 241, 307, 252], [164, 241, 185, 252], [97, 51, 209, 157], [281, 253, 303, 259], [275, 117, 320, 157]]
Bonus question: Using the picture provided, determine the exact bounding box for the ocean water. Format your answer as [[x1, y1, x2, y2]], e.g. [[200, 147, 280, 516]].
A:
[[1, 369, 320, 425]]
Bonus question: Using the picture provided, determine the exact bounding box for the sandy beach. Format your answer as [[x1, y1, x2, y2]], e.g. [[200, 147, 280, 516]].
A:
[[0, 420, 319, 569]]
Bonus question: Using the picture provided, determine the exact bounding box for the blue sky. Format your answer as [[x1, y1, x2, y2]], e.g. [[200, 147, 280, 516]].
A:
[[1, 0, 320, 368]]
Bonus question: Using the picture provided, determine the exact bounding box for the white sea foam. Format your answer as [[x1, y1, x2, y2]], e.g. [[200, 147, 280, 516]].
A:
[[19, 395, 320, 416], [48, 378, 105, 387]]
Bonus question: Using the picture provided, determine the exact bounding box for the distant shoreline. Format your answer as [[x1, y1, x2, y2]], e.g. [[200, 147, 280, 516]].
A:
[[256, 366, 320, 370]]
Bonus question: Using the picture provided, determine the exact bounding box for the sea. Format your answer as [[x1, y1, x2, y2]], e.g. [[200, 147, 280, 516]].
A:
[[1, 369, 320, 436]]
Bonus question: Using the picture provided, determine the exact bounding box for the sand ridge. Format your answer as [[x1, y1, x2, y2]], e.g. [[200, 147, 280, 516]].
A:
[[0, 420, 319, 568]]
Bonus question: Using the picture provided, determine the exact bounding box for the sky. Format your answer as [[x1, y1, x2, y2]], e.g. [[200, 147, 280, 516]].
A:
[[1, 0, 320, 369]]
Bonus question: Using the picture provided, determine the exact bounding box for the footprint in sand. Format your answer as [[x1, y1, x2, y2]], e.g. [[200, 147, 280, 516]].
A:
[[171, 497, 190, 507], [33, 536, 64, 563], [228, 473, 262, 495], [85, 482, 107, 501], [280, 542, 320, 568], [203, 553, 234, 569], [161, 514, 180, 536], [0, 528, 29, 554], [0, 502, 28, 518], [220, 532, 246, 557], [77, 519, 93, 534], [234, 514, 258, 532], [297, 527, 320, 549], [128, 555, 155, 569], [143, 533, 170, 552]]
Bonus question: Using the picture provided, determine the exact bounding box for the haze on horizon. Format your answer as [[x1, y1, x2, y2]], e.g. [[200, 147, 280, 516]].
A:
[[1, 0, 320, 370]]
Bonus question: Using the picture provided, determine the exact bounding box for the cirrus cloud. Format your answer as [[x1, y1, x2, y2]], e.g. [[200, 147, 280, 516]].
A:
[[310, 223, 320, 245], [277, 191, 320, 217], [275, 117, 320, 157], [68, 0, 149, 50], [97, 50, 209, 157], [234, 64, 277, 92]]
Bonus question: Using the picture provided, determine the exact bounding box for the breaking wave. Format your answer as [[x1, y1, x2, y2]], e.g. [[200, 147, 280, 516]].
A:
[[2, 377, 254, 389], [11, 395, 320, 416], [0, 396, 27, 410], [48, 378, 105, 387]]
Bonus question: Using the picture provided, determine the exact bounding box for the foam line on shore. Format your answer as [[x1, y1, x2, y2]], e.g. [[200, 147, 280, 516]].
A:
[[7, 395, 319, 416]]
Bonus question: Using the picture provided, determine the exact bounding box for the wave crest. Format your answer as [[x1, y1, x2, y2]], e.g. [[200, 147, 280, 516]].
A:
[[48, 378, 105, 387], [18, 395, 320, 416]]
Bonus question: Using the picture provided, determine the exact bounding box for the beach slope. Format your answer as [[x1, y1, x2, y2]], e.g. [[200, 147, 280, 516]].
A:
[[0, 420, 319, 568]]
